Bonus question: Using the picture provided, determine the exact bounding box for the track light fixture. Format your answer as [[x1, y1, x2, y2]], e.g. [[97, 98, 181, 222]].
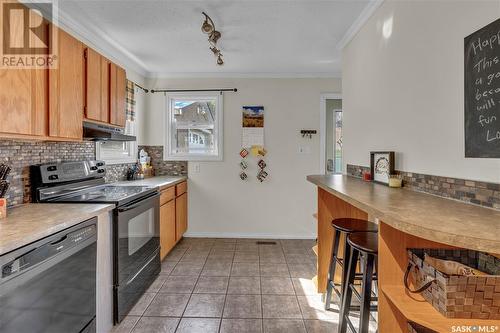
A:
[[201, 12, 224, 66]]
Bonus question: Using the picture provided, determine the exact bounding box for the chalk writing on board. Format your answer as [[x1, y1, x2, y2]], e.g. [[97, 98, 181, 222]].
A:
[[465, 18, 500, 157]]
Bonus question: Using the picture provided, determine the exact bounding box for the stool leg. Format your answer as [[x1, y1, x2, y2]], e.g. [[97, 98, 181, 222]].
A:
[[325, 229, 341, 310], [339, 246, 359, 333], [359, 253, 375, 333], [340, 235, 352, 299]]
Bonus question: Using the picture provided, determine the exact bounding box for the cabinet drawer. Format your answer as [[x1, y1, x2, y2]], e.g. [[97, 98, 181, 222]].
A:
[[160, 187, 175, 205], [176, 181, 187, 196]]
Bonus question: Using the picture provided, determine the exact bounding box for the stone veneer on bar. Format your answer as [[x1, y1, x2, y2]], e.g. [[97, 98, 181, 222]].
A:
[[346, 164, 500, 210], [0, 140, 187, 206]]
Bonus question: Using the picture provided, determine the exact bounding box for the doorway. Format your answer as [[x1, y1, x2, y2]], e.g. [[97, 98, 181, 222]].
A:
[[320, 94, 342, 174]]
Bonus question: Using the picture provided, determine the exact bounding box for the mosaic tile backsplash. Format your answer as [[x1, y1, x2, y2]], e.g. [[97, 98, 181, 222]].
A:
[[0, 140, 187, 206], [139, 146, 188, 176], [346, 164, 500, 210]]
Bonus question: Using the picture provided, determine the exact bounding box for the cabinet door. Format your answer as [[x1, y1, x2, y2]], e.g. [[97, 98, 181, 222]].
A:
[[0, 5, 48, 138], [160, 200, 176, 260], [175, 193, 188, 241], [109, 63, 126, 127], [49, 28, 84, 139], [85, 48, 109, 123]]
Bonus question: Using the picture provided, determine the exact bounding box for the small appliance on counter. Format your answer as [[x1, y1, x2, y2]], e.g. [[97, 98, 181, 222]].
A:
[[30, 160, 160, 324]]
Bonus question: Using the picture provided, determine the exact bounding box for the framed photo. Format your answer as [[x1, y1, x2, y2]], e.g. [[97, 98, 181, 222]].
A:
[[370, 151, 395, 185]]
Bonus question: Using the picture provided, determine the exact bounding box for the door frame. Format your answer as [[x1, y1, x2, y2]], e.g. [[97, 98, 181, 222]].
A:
[[320, 93, 342, 175]]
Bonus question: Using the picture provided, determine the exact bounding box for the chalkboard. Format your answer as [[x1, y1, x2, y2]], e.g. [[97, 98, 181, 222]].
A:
[[465, 18, 500, 158]]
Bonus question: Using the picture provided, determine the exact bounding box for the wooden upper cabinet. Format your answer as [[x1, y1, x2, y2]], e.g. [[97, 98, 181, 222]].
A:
[[110, 63, 126, 127], [0, 5, 49, 138], [49, 27, 84, 140], [84, 48, 109, 123]]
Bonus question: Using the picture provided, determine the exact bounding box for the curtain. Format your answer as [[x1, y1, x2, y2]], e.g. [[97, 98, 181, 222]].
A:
[[125, 80, 136, 121]]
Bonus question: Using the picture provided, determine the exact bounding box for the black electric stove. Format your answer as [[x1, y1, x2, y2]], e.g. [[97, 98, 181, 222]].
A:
[[31, 160, 161, 325]]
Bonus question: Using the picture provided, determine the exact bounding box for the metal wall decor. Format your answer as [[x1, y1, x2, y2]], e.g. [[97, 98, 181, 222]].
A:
[[201, 12, 224, 65]]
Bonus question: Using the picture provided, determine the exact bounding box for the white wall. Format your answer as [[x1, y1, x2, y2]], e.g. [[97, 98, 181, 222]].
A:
[[342, 0, 500, 183], [143, 78, 341, 238]]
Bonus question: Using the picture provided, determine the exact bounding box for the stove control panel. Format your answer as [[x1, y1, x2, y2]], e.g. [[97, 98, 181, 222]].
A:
[[37, 160, 106, 184]]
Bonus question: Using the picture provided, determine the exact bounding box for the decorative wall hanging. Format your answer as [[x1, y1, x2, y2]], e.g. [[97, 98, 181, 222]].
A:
[[300, 129, 317, 138], [240, 160, 248, 169], [240, 148, 249, 158], [239, 172, 248, 180], [242, 106, 264, 148], [370, 151, 395, 185], [201, 12, 224, 66]]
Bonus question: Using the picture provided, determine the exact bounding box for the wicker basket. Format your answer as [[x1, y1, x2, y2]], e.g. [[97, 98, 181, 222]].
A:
[[407, 321, 438, 333], [406, 248, 500, 320]]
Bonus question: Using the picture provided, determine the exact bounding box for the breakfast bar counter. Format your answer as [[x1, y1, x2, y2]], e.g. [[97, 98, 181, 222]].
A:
[[307, 174, 500, 333]]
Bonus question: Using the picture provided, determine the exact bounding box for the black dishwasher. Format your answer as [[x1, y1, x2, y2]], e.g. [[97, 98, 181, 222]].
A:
[[0, 217, 97, 333]]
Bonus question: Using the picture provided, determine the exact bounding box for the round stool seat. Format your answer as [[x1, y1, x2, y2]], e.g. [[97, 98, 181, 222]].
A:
[[347, 232, 378, 254], [331, 218, 378, 233]]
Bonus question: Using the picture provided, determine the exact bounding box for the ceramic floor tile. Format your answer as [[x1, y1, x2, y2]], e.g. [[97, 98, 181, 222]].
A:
[[147, 274, 169, 293], [175, 318, 221, 333], [171, 263, 204, 276], [110, 316, 140, 333], [194, 276, 229, 293], [233, 251, 260, 262], [183, 294, 226, 318], [260, 264, 290, 277], [131, 317, 179, 333], [220, 319, 263, 333], [227, 276, 261, 294], [287, 264, 316, 278], [291, 278, 322, 296], [143, 294, 190, 317], [296, 295, 340, 320], [235, 244, 259, 252], [263, 319, 306, 333], [261, 277, 295, 295], [223, 294, 262, 319], [302, 319, 339, 333], [159, 275, 198, 294], [160, 261, 177, 275], [212, 243, 237, 251], [231, 262, 260, 276], [201, 261, 232, 277], [262, 295, 302, 319], [128, 292, 156, 316]]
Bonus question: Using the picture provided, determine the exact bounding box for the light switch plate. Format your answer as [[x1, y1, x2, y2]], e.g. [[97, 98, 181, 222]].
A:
[[193, 163, 201, 173]]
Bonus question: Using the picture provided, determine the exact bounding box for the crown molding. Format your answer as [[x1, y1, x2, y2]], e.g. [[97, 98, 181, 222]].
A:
[[21, 0, 149, 77], [337, 0, 385, 50], [147, 71, 342, 79]]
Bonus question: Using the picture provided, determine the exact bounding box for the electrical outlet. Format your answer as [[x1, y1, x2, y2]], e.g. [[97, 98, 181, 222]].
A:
[[193, 163, 201, 173]]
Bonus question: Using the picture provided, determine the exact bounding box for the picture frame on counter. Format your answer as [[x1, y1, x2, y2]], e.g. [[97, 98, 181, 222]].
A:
[[370, 151, 395, 185]]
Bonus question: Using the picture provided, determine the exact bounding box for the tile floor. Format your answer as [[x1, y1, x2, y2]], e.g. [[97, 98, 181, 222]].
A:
[[111, 238, 374, 333]]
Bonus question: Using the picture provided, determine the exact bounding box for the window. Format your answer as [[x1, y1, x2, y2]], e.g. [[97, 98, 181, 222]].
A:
[[164, 92, 223, 161], [96, 120, 138, 164]]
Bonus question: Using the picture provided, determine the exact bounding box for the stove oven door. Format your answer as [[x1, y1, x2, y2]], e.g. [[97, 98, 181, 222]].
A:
[[113, 193, 160, 323]]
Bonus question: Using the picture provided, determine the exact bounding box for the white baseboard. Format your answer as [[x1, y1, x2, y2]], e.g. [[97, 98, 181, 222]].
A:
[[183, 231, 316, 240]]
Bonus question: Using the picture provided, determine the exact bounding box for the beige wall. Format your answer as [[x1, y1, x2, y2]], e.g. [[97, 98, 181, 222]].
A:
[[342, 0, 500, 183], [142, 78, 341, 238]]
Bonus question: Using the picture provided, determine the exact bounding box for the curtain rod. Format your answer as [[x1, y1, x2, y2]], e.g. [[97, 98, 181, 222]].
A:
[[130, 81, 149, 93], [150, 88, 238, 94]]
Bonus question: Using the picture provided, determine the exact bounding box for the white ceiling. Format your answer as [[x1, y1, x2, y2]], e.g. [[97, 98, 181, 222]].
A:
[[58, 0, 371, 77]]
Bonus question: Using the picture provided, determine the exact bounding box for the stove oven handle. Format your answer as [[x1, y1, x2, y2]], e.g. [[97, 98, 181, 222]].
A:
[[117, 193, 159, 212]]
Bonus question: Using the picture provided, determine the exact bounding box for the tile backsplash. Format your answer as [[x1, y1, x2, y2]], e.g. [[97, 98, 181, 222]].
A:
[[0, 140, 186, 207], [346, 164, 500, 210]]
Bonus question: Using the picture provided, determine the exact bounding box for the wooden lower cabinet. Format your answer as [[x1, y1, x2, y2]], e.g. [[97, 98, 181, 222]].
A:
[[159, 182, 188, 260], [175, 192, 188, 241], [160, 199, 176, 260]]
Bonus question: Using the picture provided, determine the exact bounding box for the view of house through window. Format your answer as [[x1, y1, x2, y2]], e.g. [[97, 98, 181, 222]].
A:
[[165, 93, 223, 160]]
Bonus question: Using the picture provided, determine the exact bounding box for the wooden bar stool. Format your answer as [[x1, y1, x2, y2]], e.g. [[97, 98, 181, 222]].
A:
[[339, 232, 378, 333], [325, 218, 378, 311]]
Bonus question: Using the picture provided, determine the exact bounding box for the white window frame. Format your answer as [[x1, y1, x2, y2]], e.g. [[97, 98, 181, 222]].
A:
[[164, 92, 223, 161], [96, 120, 138, 164]]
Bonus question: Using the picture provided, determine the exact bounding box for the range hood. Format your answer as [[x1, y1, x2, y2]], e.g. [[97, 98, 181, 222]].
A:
[[83, 121, 136, 142]]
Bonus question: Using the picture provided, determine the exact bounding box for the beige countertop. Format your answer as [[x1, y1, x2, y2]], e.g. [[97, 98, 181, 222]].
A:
[[307, 174, 500, 254], [0, 203, 114, 255], [113, 176, 187, 191]]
